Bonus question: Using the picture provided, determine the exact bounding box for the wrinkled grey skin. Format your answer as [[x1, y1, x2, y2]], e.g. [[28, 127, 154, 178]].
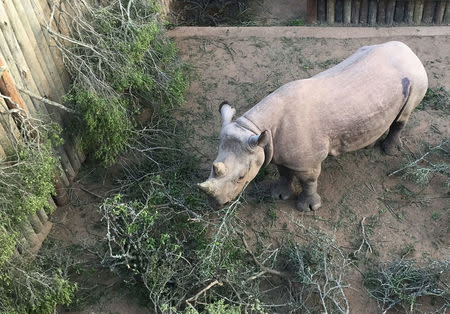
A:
[[199, 41, 428, 210]]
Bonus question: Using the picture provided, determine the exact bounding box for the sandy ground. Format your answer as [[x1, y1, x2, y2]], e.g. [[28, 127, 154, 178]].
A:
[[52, 27, 449, 313], [170, 28, 450, 313]]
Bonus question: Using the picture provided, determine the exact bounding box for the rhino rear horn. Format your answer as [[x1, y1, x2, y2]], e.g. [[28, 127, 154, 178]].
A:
[[213, 162, 227, 177], [219, 101, 236, 127]]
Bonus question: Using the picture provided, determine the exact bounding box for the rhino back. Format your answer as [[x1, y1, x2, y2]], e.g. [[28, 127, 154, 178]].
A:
[[243, 41, 427, 169]]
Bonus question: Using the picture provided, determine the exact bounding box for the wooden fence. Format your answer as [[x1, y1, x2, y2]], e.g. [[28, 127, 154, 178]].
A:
[[307, 0, 450, 25], [0, 0, 83, 254]]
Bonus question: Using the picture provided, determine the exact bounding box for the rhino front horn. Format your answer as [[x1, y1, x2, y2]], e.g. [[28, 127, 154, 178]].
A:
[[213, 162, 227, 177], [198, 181, 215, 195]]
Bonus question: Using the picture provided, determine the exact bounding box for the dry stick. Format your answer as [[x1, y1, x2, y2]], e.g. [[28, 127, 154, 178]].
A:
[[388, 139, 449, 177], [353, 217, 373, 256], [239, 232, 290, 281], [185, 280, 223, 308], [18, 87, 76, 113]]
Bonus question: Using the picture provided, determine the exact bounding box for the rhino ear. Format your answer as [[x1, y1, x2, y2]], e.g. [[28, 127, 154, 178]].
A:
[[219, 101, 236, 127], [249, 130, 270, 148]]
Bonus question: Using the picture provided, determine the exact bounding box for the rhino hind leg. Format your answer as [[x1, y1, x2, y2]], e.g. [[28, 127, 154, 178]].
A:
[[271, 165, 296, 200], [381, 121, 406, 155], [295, 165, 322, 212]]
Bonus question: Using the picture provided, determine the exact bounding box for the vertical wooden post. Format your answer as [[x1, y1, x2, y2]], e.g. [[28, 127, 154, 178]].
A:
[[344, 0, 352, 23], [377, 0, 386, 23], [413, 0, 425, 23], [405, 0, 415, 23], [434, 1, 446, 24], [307, 0, 318, 24], [368, 0, 377, 25], [335, 0, 344, 22], [385, 0, 396, 24], [318, 0, 327, 21], [327, 0, 336, 23], [394, 0, 405, 22], [352, 0, 361, 23], [444, 1, 450, 24], [422, 1, 436, 23], [359, 0, 369, 23]]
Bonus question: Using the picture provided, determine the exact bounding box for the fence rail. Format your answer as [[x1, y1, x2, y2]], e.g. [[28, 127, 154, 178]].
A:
[[308, 0, 450, 25]]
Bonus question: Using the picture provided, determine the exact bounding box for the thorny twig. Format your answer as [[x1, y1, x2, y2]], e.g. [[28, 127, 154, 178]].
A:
[[353, 217, 373, 257]]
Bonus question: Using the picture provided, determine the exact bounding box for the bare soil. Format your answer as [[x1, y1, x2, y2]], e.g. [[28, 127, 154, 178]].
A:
[[174, 31, 450, 313], [52, 29, 449, 313]]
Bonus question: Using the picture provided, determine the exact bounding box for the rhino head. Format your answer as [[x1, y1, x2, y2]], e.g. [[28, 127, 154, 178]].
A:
[[198, 102, 270, 205]]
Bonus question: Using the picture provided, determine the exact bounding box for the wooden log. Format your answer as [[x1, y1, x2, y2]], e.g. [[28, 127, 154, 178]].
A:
[[0, 93, 20, 147], [394, 0, 405, 22], [307, 0, 318, 23], [53, 175, 70, 206], [1, 3, 80, 178], [344, 0, 352, 23], [327, 0, 336, 23], [19, 220, 40, 251], [18, 0, 66, 94], [0, 31, 43, 116], [422, 1, 436, 23], [413, 0, 424, 23], [405, 0, 415, 23], [385, 0, 396, 24], [368, 0, 377, 25], [434, 1, 446, 24], [318, 0, 327, 21], [10, 0, 65, 96], [359, 0, 369, 23], [37, 207, 50, 224], [29, 0, 71, 89], [335, 0, 344, 22], [56, 145, 75, 182], [444, 1, 450, 24], [377, 0, 386, 23], [29, 213, 44, 234], [2, 1, 54, 100], [352, 0, 361, 23]]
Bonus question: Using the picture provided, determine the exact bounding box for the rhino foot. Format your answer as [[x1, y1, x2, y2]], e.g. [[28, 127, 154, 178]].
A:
[[296, 192, 322, 212], [271, 177, 295, 200], [381, 138, 403, 156]]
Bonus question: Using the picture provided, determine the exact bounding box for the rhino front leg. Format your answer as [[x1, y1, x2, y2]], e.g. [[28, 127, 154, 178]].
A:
[[271, 165, 296, 200], [295, 165, 322, 211]]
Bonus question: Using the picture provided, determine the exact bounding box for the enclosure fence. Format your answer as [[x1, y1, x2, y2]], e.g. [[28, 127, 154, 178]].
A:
[[307, 0, 450, 25]]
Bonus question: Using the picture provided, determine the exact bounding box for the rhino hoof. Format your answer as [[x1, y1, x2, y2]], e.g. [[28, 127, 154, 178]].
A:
[[296, 193, 322, 212], [381, 139, 402, 156]]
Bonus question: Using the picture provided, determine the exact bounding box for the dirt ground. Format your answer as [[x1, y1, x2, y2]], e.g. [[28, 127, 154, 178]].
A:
[[173, 32, 450, 313], [52, 29, 449, 313]]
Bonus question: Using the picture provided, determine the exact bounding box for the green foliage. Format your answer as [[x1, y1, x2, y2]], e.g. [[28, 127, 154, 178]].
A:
[[417, 87, 449, 111], [59, 0, 188, 165], [65, 87, 133, 166], [364, 260, 450, 313], [0, 122, 76, 313], [0, 125, 59, 265]]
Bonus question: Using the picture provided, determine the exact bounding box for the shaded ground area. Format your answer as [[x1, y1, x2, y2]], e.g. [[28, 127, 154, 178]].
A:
[[172, 32, 450, 313]]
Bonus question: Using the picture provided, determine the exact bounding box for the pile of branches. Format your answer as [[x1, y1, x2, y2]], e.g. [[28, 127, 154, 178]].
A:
[[46, 0, 188, 165], [364, 260, 450, 313]]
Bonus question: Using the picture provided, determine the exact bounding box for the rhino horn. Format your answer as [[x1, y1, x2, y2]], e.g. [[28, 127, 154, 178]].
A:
[[198, 180, 215, 195], [213, 162, 227, 177], [219, 101, 236, 127]]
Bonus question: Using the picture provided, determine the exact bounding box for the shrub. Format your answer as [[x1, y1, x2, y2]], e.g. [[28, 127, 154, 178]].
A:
[[364, 260, 450, 313], [50, 0, 188, 165]]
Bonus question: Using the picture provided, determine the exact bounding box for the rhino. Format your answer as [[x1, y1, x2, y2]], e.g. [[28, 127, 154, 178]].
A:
[[198, 41, 428, 211]]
